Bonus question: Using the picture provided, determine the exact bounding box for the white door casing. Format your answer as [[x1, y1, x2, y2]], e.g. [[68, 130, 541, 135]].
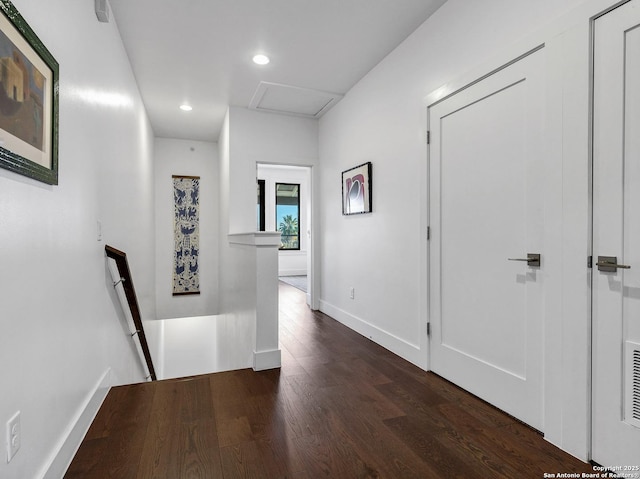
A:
[[592, 0, 640, 467], [428, 47, 545, 431]]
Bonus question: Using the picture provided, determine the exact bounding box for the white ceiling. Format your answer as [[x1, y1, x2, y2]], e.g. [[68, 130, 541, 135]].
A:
[[108, 0, 447, 142]]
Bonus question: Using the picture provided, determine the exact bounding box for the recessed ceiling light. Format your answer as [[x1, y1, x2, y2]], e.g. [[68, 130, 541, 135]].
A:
[[252, 54, 270, 66], [179, 104, 193, 111]]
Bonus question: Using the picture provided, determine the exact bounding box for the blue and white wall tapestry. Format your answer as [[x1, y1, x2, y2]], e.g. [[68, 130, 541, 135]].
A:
[[173, 175, 200, 295]]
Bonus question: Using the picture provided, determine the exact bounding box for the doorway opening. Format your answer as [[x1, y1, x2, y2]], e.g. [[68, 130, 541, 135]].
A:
[[257, 163, 315, 308]]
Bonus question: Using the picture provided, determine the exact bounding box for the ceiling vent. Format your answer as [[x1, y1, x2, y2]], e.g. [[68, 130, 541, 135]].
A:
[[249, 82, 343, 119]]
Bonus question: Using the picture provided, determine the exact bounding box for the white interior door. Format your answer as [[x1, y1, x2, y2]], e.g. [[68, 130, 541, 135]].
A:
[[592, 0, 640, 466], [428, 48, 545, 431]]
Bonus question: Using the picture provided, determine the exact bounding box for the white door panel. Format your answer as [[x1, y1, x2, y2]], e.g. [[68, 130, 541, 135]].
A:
[[428, 48, 544, 430], [592, 0, 640, 467]]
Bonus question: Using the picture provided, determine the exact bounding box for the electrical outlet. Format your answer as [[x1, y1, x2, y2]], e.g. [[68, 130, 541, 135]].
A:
[[349, 287, 355, 299], [6, 411, 20, 463]]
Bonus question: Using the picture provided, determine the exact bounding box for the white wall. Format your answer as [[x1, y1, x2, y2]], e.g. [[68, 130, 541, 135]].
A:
[[154, 138, 219, 319], [257, 164, 310, 276], [216, 108, 318, 371], [0, 1, 155, 478], [219, 107, 319, 314], [159, 313, 256, 379], [217, 110, 255, 368], [318, 0, 612, 461], [225, 107, 318, 234], [319, 0, 587, 367]]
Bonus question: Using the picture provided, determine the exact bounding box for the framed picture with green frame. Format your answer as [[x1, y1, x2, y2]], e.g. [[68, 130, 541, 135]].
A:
[[0, 0, 59, 185]]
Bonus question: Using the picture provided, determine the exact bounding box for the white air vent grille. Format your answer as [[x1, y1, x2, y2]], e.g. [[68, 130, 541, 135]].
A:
[[625, 342, 640, 428], [633, 349, 640, 421]]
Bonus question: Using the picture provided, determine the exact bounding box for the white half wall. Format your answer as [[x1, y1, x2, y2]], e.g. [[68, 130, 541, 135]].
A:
[[0, 1, 156, 478], [216, 108, 318, 377], [159, 314, 254, 379], [154, 138, 220, 319], [219, 107, 320, 317]]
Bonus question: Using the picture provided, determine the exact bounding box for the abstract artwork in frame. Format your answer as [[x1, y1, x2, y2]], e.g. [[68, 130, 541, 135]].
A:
[[173, 175, 200, 295], [342, 162, 372, 215], [0, 0, 59, 185]]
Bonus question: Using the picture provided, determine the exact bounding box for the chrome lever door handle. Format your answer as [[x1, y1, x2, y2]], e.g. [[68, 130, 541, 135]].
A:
[[508, 253, 541, 267], [596, 256, 631, 272]]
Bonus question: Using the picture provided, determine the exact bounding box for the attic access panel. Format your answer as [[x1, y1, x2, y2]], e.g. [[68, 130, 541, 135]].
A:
[[249, 82, 343, 118]]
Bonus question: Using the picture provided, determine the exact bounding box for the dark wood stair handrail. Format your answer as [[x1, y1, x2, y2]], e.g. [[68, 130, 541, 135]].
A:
[[105, 245, 157, 381]]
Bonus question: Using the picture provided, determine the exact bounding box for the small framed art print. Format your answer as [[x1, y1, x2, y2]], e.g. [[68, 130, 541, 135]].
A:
[[342, 162, 372, 215]]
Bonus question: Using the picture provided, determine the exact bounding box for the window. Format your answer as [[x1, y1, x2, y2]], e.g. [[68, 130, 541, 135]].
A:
[[257, 179, 265, 231], [276, 183, 299, 250]]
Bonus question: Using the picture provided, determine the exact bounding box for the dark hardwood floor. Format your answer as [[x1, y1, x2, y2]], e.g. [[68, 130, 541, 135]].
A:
[[66, 282, 595, 478]]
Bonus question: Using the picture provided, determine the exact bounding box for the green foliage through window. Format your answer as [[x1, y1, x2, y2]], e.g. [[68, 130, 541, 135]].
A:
[[276, 183, 300, 250]]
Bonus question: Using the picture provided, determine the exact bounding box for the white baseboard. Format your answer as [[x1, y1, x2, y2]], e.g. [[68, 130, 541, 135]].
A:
[[319, 300, 426, 369], [253, 349, 282, 371], [278, 269, 307, 276], [42, 369, 111, 479]]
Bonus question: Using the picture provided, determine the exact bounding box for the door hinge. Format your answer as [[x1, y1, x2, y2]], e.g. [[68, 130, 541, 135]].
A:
[[427, 322, 431, 336], [427, 130, 431, 145], [427, 226, 431, 240], [587, 255, 592, 269]]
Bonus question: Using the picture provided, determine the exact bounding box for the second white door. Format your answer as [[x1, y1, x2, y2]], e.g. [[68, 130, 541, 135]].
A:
[[592, 0, 640, 467], [428, 47, 545, 430]]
